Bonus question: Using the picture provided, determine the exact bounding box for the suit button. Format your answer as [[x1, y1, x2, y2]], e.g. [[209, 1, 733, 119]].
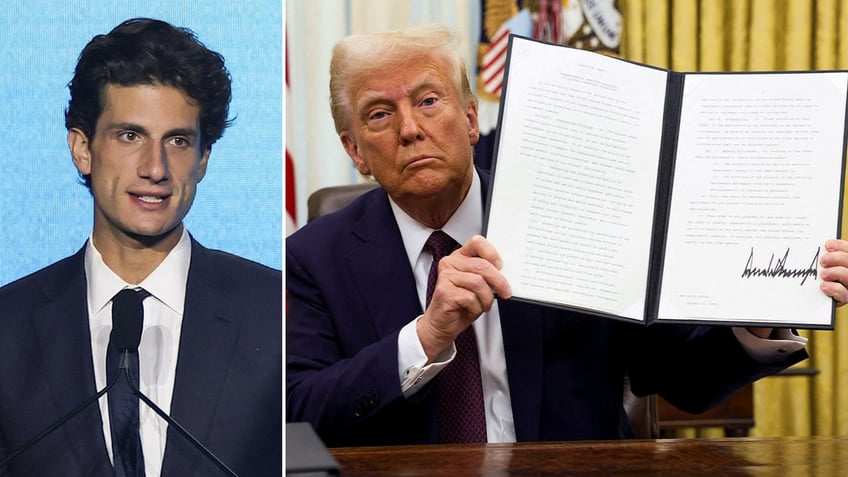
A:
[[354, 393, 379, 417]]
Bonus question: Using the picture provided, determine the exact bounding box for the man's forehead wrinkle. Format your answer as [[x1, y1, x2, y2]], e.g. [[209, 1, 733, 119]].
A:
[[354, 72, 447, 111]]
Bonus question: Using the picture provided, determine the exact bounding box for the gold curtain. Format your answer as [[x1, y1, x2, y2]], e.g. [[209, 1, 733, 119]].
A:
[[620, 0, 848, 437]]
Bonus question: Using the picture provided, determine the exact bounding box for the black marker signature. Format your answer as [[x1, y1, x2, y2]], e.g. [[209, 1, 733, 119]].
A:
[[741, 247, 819, 285]]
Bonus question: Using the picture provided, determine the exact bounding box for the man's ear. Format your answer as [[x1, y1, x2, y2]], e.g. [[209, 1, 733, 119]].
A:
[[68, 128, 92, 176], [197, 146, 211, 182], [466, 102, 480, 146], [340, 131, 371, 176]]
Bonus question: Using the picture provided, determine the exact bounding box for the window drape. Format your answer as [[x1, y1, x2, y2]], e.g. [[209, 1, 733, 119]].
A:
[[622, 0, 848, 438]]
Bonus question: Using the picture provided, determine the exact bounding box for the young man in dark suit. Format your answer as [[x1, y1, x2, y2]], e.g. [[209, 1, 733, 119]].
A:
[[0, 18, 281, 476], [286, 24, 848, 447]]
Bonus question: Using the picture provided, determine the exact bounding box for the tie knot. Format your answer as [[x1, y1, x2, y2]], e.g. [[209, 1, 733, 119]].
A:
[[425, 230, 459, 263], [114, 287, 150, 303]]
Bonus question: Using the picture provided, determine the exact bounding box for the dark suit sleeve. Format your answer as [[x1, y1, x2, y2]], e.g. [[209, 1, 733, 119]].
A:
[[623, 323, 808, 414], [286, 245, 410, 445]]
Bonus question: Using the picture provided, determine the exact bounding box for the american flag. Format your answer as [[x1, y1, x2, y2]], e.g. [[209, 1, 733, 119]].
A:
[[285, 33, 297, 236], [480, 9, 532, 96], [480, 26, 509, 96]]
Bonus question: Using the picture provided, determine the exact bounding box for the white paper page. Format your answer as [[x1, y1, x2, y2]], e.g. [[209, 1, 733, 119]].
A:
[[486, 36, 668, 320], [658, 72, 847, 326]]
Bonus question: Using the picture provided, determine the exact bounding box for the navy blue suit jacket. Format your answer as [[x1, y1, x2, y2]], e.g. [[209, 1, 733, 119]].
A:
[[0, 238, 282, 477], [286, 170, 806, 447]]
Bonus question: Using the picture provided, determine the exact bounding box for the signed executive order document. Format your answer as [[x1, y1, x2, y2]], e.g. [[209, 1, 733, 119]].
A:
[[484, 35, 847, 328]]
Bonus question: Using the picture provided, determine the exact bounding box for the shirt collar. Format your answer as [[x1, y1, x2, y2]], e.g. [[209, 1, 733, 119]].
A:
[[85, 228, 192, 317], [389, 169, 483, 269]]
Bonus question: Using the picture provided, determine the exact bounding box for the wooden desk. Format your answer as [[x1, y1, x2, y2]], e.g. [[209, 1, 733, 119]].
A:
[[331, 437, 848, 476]]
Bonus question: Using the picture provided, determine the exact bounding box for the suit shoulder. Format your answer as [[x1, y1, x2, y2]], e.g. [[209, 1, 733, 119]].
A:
[[0, 252, 83, 304], [193, 244, 281, 283], [198, 247, 281, 274], [287, 186, 386, 251]]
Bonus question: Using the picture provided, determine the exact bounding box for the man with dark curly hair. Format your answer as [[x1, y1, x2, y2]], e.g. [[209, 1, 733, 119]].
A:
[[0, 18, 281, 477]]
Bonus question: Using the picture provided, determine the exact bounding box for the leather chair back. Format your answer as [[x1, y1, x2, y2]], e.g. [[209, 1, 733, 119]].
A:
[[307, 182, 379, 223]]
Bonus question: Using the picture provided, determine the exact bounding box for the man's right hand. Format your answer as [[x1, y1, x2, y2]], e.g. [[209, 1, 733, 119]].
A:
[[416, 235, 512, 363]]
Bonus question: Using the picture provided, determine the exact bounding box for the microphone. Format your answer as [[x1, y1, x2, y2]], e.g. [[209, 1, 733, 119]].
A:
[[1, 305, 238, 477], [0, 308, 142, 470], [110, 289, 144, 354], [0, 374, 111, 470], [111, 298, 237, 477]]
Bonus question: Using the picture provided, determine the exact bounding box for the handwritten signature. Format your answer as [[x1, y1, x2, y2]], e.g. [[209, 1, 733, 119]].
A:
[[741, 247, 819, 285]]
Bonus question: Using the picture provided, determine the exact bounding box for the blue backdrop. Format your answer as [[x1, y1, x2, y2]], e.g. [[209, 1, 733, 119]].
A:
[[0, 1, 282, 286]]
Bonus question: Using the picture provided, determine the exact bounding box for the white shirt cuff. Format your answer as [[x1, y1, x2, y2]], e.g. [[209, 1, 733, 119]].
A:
[[398, 315, 455, 397], [732, 327, 807, 363]]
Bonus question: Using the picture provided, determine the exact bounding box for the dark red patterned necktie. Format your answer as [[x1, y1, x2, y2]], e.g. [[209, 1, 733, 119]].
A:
[[424, 230, 487, 443]]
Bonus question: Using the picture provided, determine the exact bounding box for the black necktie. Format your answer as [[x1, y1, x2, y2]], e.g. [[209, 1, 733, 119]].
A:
[[107, 288, 148, 477]]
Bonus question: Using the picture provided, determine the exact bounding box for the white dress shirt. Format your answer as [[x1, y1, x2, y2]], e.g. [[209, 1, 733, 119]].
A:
[[393, 169, 807, 443], [86, 228, 190, 477]]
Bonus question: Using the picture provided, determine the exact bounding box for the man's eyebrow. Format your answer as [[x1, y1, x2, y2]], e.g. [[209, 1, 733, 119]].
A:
[[105, 123, 199, 138], [355, 75, 445, 112], [164, 127, 200, 138], [106, 122, 149, 134]]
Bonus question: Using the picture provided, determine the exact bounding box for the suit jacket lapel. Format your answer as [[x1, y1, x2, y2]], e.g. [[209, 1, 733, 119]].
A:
[[497, 299, 545, 441], [31, 247, 112, 473], [348, 169, 493, 337], [163, 239, 243, 475], [346, 189, 423, 337]]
